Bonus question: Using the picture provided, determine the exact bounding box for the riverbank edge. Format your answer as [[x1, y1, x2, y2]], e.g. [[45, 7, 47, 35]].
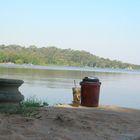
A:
[[0, 104, 140, 140]]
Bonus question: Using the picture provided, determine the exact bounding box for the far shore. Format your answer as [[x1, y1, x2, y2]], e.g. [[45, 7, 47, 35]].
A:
[[0, 63, 139, 74]]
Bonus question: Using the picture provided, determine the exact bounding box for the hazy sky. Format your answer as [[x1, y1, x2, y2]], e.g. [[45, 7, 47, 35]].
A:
[[0, 0, 140, 64]]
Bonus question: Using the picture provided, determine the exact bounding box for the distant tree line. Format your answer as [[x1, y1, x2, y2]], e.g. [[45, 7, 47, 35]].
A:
[[0, 44, 140, 69]]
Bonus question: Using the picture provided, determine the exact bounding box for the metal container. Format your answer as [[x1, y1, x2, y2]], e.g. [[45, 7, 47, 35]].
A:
[[80, 77, 101, 107]]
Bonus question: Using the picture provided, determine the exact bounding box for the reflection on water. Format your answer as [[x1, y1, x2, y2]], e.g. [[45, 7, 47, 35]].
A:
[[0, 65, 140, 109]]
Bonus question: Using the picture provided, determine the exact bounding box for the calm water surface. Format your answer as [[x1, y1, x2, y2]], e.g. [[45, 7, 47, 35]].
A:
[[0, 64, 140, 109]]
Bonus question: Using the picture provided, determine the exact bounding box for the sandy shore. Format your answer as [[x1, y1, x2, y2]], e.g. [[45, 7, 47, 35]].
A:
[[0, 105, 140, 140]]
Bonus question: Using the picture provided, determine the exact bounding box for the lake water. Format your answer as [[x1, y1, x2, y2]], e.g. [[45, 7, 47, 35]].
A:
[[0, 64, 140, 109]]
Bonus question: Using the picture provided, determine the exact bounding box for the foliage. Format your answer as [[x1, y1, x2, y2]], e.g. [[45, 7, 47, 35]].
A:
[[0, 44, 140, 69], [0, 97, 49, 117]]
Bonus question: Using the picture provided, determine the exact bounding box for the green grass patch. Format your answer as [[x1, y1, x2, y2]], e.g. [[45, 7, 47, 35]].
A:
[[0, 96, 49, 118]]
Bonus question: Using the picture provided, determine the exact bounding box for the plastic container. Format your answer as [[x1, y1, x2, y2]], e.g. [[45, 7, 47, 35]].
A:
[[72, 87, 81, 106], [80, 77, 101, 107]]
